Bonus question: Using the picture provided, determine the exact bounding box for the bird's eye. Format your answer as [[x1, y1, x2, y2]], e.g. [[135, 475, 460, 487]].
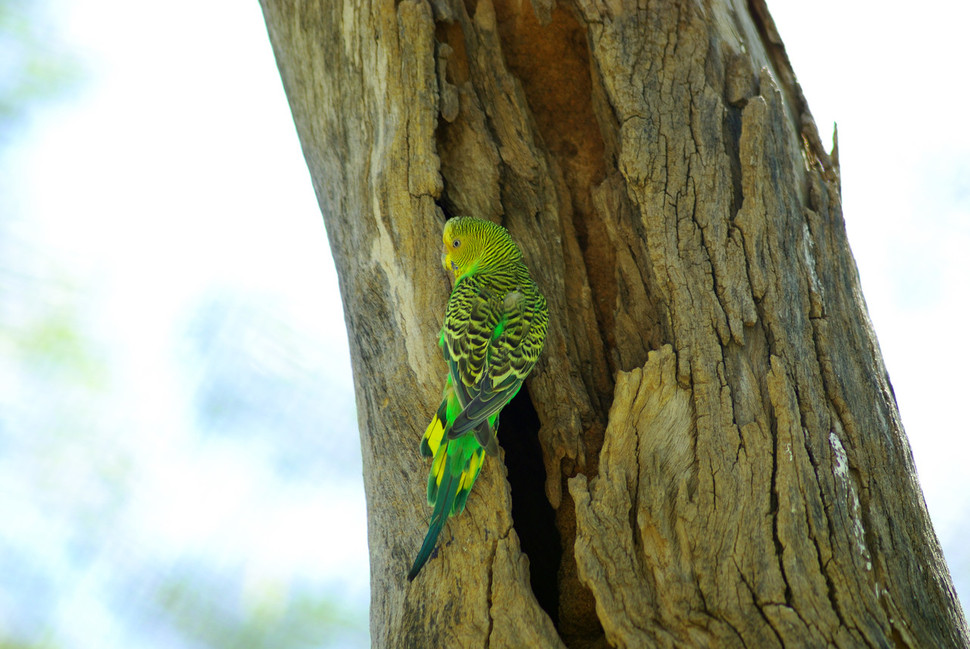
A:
[[453, 239, 461, 248]]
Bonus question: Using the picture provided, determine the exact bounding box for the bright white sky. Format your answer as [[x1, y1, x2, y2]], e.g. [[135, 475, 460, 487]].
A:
[[771, 0, 970, 606], [4, 0, 968, 643], [3, 0, 367, 645], [770, 0, 970, 532]]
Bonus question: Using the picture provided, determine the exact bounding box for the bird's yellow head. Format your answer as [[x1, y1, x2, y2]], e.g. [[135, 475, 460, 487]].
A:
[[441, 217, 522, 280]]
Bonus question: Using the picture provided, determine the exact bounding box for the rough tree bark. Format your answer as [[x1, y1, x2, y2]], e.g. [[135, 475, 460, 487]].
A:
[[259, 0, 968, 647]]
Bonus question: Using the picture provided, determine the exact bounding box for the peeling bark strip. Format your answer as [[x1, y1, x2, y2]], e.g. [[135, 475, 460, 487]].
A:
[[260, 0, 969, 647]]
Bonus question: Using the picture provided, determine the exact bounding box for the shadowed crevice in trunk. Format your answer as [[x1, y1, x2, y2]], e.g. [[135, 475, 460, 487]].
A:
[[499, 385, 561, 629]]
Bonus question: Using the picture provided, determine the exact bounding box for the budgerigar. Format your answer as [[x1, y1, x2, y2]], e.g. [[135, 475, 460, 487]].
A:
[[407, 216, 548, 581]]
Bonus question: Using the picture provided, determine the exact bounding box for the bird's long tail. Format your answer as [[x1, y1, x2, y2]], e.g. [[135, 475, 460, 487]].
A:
[[407, 463, 460, 581], [409, 423, 486, 581]]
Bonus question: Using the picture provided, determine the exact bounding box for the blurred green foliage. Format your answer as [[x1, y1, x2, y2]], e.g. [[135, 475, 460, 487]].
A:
[[0, 0, 83, 143], [154, 564, 367, 649], [0, 2, 368, 648], [0, 640, 58, 649]]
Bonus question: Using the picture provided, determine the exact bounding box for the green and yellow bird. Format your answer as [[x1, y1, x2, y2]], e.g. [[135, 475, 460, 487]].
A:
[[407, 216, 548, 581]]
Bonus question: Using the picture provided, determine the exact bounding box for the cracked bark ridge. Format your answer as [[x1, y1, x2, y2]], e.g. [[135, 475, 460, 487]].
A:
[[570, 345, 698, 648], [260, 0, 968, 647]]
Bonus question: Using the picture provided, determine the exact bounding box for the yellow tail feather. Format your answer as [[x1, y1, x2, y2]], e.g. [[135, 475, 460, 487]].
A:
[[420, 412, 446, 459]]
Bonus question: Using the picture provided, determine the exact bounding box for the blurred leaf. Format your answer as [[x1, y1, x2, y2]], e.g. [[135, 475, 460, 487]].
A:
[[0, 0, 84, 144], [151, 562, 367, 649], [0, 639, 58, 649]]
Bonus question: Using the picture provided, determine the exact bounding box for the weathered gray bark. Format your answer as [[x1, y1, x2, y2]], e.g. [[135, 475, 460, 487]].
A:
[[259, 0, 969, 647]]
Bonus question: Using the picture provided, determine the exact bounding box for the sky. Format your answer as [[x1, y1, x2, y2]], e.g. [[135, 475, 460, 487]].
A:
[[770, 0, 970, 564], [1, 0, 967, 646], [1, 0, 367, 646]]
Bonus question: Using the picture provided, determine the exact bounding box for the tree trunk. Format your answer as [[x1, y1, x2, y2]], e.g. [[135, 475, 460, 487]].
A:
[[259, 0, 969, 647]]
